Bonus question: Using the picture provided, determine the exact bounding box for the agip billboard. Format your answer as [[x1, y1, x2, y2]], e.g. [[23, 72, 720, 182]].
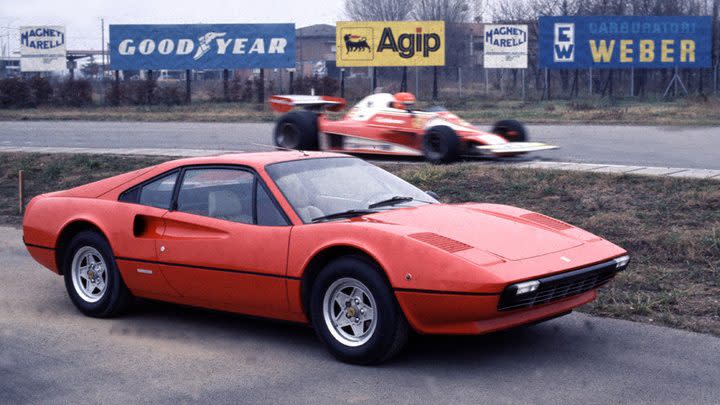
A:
[[539, 16, 712, 69], [109, 24, 295, 70], [336, 21, 445, 67]]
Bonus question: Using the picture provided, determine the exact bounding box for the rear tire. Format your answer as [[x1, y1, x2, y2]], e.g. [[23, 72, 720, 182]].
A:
[[422, 125, 462, 164], [62, 230, 132, 318], [310, 256, 409, 365], [492, 119, 527, 142], [274, 110, 319, 150]]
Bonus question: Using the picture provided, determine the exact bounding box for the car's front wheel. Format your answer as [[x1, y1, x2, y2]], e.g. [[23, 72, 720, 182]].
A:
[[62, 230, 132, 317], [310, 256, 409, 365]]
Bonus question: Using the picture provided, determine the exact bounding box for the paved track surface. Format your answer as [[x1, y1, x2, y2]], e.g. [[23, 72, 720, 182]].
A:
[[2, 121, 720, 169], [1, 226, 719, 404]]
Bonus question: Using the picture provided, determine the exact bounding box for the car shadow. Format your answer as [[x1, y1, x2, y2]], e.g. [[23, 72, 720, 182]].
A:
[[114, 299, 607, 368]]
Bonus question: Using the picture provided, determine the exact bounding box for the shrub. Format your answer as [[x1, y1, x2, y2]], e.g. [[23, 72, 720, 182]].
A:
[[58, 79, 92, 107], [0, 78, 32, 108], [28, 76, 53, 105], [155, 85, 183, 105]]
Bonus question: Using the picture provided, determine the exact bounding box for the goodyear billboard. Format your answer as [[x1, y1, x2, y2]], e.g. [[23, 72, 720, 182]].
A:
[[336, 21, 445, 67], [109, 24, 295, 70], [539, 16, 712, 69]]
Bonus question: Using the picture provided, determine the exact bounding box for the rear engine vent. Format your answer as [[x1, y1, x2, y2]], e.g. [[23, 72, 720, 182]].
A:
[[521, 213, 573, 231], [409, 232, 472, 253]]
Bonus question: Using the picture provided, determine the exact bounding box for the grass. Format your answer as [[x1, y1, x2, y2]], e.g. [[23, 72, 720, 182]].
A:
[[2, 96, 720, 125], [1, 152, 719, 336]]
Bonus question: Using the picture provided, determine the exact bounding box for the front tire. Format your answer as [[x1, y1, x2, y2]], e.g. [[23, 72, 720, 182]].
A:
[[62, 230, 132, 318], [274, 110, 319, 150], [492, 119, 528, 142], [310, 256, 409, 365], [422, 125, 462, 164]]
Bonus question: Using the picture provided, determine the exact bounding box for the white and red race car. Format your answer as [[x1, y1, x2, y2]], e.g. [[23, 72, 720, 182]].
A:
[[269, 92, 557, 163]]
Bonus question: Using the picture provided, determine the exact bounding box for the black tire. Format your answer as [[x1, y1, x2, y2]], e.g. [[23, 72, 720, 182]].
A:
[[422, 125, 462, 164], [274, 110, 319, 150], [492, 119, 528, 142], [62, 230, 132, 318], [310, 256, 409, 365]]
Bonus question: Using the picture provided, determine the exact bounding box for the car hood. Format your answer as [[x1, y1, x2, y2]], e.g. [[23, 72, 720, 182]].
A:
[[364, 203, 586, 261]]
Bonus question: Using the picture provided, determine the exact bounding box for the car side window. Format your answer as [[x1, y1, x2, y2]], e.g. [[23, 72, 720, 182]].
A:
[[120, 171, 178, 209], [256, 182, 288, 226], [176, 168, 254, 224]]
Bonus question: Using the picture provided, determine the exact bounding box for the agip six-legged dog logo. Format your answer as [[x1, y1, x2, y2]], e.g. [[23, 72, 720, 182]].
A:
[[339, 27, 374, 61], [343, 34, 371, 53]]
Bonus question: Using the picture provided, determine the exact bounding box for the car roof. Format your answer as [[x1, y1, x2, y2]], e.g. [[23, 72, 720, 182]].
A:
[[153, 151, 350, 172]]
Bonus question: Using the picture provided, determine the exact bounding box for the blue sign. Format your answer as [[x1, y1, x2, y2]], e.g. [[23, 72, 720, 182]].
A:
[[539, 16, 712, 69], [109, 24, 295, 70]]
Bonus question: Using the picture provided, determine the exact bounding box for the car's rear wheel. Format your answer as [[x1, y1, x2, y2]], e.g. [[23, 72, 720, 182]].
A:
[[62, 230, 132, 318], [274, 110, 319, 150], [492, 119, 527, 142], [422, 125, 462, 164], [310, 256, 409, 365]]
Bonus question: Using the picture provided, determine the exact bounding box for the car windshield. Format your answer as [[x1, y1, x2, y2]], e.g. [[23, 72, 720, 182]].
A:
[[266, 157, 437, 223]]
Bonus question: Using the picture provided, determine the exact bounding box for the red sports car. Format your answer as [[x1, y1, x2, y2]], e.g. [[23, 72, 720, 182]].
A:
[[269, 92, 558, 163], [23, 152, 628, 364]]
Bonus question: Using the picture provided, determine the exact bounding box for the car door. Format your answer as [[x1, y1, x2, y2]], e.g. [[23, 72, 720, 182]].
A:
[[114, 170, 181, 298], [156, 166, 292, 318]]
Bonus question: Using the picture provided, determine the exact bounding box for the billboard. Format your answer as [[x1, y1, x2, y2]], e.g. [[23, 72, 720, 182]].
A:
[[20, 26, 67, 72], [484, 24, 528, 68], [336, 21, 445, 67], [539, 16, 712, 69], [109, 24, 295, 70]]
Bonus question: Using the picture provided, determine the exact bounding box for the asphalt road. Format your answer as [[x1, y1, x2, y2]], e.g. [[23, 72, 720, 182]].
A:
[[2, 121, 720, 169], [1, 226, 719, 404]]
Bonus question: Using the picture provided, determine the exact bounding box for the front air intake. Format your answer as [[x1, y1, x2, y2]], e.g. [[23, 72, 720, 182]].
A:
[[520, 212, 573, 231], [409, 232, 472, 253]]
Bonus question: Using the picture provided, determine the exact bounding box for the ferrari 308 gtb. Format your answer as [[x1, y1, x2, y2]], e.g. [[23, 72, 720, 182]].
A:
[[23, 152, 628, 364]]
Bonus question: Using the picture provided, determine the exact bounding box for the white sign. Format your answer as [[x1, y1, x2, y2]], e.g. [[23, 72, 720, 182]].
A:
[[20, 26, 67, 72], [484, 24, 528, 69]]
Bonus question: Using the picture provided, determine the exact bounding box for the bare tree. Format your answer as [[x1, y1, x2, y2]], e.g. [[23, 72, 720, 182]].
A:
[[344, 0, 414, 20], [412, 0, 474, 22]]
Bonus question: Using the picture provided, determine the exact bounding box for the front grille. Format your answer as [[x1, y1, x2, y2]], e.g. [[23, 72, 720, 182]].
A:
[[497, 259, 620, 311]]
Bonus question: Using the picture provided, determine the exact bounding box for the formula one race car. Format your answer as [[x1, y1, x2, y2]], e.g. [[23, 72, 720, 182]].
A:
[[269, 92, 557, 163]]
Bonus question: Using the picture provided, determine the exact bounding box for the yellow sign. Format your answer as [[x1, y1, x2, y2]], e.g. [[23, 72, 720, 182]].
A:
[[336, 21, 445, 67]]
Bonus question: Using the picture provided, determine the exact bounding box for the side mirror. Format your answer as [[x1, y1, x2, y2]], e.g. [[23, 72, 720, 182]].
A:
[[425, 190, 440, 200]]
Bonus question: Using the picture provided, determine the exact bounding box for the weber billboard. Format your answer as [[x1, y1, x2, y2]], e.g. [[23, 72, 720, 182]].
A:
[[109, 24, 295, 70], [336, 21, 445, 67], [484, 24, 528, 68], [539, 16, 712, 69], [20, 26, 67, 72]]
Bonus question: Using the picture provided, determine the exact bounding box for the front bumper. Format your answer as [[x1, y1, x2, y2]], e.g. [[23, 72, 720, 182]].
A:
[[396, 289, 596, 335], [395, 255, 629, 335]]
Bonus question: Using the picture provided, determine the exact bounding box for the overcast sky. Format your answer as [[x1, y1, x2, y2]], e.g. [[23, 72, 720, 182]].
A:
[[0, 0, 345, 55]]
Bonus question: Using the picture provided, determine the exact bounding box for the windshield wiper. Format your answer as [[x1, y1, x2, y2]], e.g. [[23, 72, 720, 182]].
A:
[[311, 209, 379, 223], [368, 196, 416, 209]]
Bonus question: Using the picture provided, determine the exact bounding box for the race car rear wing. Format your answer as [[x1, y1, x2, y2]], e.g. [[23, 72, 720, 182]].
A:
[[269, 95, 347, 113]]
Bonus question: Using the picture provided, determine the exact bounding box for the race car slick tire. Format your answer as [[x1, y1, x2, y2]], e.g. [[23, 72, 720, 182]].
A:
[[422, 125, 462, 164], [62, 230, 133, 318], [492, 119, 528, 142], [310, 256, 409, 365], [274, 110, 319, 150]]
